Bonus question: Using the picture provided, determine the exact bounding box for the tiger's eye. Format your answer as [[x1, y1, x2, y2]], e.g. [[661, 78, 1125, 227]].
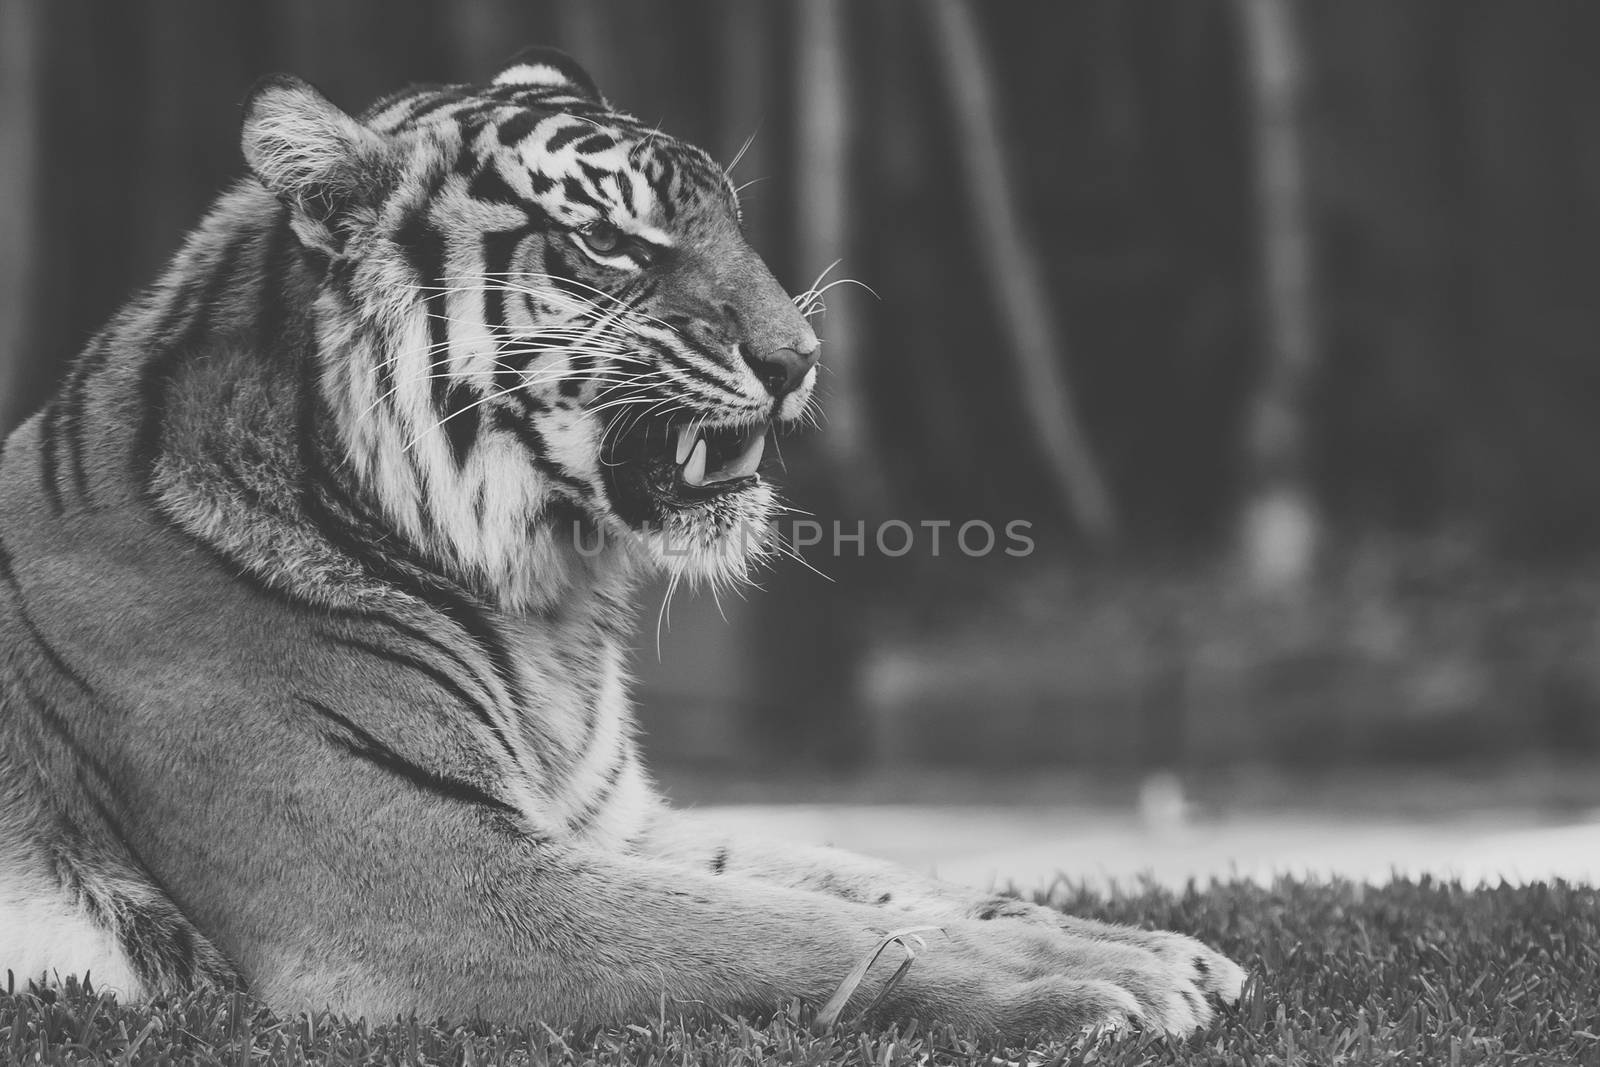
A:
[[582, 221, 622, 255]]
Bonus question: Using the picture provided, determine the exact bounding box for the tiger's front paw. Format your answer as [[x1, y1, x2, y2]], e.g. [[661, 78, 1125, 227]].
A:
[[1140, 930, 1247, 1006], [1051, 914, 1247, 1006], [963, 895, 1247, 1012], [875, 919, 1223, 1040]]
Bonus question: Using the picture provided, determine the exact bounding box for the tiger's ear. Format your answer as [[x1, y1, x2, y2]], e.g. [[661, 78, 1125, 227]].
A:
[[241, 74, 390, 254], [494, 47, 607, 105]]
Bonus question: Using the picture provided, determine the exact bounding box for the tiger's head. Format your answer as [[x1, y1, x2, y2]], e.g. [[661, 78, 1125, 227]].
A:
[[240, 50, 819, 608]]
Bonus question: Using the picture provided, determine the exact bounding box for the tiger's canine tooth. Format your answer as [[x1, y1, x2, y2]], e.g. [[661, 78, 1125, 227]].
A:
[[674, 425, 697, 465], [722, 433, 766, 480], [681, 438, 708, 486]]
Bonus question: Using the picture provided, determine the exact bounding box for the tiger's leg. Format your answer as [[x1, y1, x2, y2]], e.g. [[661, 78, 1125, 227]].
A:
[[635, 808, 1247, 1008], [0, 843, 239, 1001], [188, 789, 1232, 1038]]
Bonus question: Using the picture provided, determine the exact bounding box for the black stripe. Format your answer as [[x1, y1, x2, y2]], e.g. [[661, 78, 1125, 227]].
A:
[[567, 673, 608, 755], [517, 288, 545, 333], [291, 366, 512, 705], [544, 123, 590, 153], [656, 189, 677, 222], [372, 330, 397, 415], [29, 713, 202, 992], [131, 235, 248, 496], [170, 490, 510, 735], [293, 333, 542, 773], [537, 242, 595, 301], [406, 450, 439, 535], [548, 100, 619, 125], [417, 597, 541, 766], [145, 230, 242, 352], [21, 683, 140, 938], [38, 400, 66, 514], [329, 633, 519, 764], [564, 747, 631, 833], [143, 280, 199, 352], [467, 164, 524, 209], [659, 340, 742, 395], [251, 210, 296, 359], [646, 157, 678, 220], [59, 334, 113, 505], [22, 676, 115, 788], [298, 486, 507, 691], [296, 695, 518, 815], [574, 133, 618, 155], [72, 781, 241, 990], [626, 275, 660, 313], [356, 613, 499, 703], [362, 86, 431, 119], [490, 408, 594, 499], [407, 91, 469, 124], [564, 351, 598, 399], [578, 161, 616, 200], [136, 482, 493, 704], [494, 352, 534, 397], [395, 195, 454, 423], [453, 111, 494, 142], [324, 252, 355, 300], [480, 226, 533, 343], [441, 384, 480, 468], [0, 536, 94, 694], [560, 175, 605, 213], [496, 109, 541, 147], [487, 82, 535, 102]]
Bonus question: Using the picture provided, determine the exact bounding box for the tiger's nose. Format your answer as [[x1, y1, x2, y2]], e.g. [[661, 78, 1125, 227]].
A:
[[740, 343, 819, 397]]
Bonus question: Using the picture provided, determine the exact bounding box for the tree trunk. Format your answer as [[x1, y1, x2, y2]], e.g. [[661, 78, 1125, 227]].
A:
[[794, 0, 883, 515], [923, 0, 1119, 548], [1234, 0, 1320, 591]]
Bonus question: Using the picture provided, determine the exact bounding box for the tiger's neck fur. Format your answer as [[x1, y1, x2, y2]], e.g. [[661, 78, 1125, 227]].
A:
[[128, 182, 641, 612], [70, 183, 647, 830]]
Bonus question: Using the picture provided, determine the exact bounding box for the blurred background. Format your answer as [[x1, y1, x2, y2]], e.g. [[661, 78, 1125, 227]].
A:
[[5, 1, 1600, 878]]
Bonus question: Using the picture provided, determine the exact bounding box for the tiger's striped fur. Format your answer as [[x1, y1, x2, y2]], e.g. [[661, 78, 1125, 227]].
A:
[[0, 51, 1244, 1037]]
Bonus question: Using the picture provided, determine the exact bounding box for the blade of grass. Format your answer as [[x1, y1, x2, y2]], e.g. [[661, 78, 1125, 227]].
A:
[[814, 927, 941, 1033]]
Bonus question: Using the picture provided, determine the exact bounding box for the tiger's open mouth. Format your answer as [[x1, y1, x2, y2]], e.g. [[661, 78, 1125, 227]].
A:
[[601, 416, 770, 525]]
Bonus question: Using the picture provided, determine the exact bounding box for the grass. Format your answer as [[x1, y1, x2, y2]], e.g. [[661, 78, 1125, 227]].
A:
[[4, 877, 1597, 1065]]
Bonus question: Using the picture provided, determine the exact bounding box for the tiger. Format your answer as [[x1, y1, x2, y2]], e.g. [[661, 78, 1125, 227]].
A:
[[0, 49, 1245, 1040]]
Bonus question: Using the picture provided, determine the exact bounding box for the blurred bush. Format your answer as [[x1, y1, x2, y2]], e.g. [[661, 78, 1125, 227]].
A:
[[846, 538, 1600, 768]]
